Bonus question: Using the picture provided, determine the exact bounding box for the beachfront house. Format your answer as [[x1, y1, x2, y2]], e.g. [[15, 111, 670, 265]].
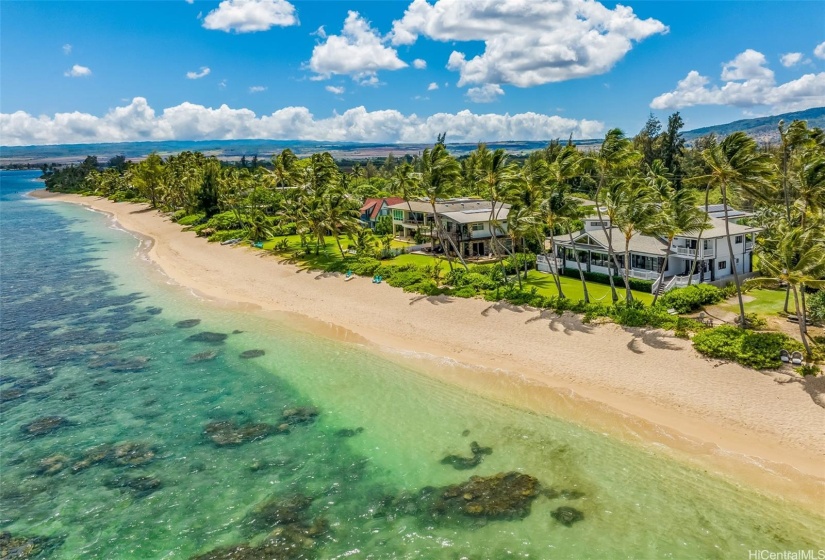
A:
[[387, 198, 511, 258], [359, 197, 405, 229], [542, 204, 760, 294]]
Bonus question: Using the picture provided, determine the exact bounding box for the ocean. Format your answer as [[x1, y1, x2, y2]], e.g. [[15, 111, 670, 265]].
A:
[[0, 170, 820, 559]]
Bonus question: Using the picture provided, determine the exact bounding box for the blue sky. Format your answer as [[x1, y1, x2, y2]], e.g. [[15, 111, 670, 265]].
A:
[[1, 0, 823, 146]]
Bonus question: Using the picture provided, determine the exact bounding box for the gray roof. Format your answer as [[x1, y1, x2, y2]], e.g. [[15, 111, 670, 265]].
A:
[[387, 198, 511, 222], [688, 216, 760, 239], [558, 227, 669, 257], [705, 204, 753, 220]]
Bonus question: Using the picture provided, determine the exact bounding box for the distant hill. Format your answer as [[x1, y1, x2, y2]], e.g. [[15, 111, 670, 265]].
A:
[[684, 107, 825, 143]]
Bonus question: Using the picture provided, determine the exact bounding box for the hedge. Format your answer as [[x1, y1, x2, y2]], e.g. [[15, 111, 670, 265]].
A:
[[655, 284, 724, 314], [692, 326, 802, 369]]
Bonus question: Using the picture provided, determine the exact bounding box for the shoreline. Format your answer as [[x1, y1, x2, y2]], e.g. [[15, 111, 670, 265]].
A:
[[30, 190, 825, 513]]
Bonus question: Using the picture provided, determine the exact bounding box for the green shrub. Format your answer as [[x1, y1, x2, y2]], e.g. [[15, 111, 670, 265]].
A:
[[656, 284, 724, 313], [808, 290, 825, 326], [692, 326, 802, 369], [451, 287, 478, 299], [796, 364, 820, 377], [177, 213, 206, 226], [349, 258, 381, 276], [207, 229, 246, 243], [205, 211, 244, 231], [720, 282, 739, 299]]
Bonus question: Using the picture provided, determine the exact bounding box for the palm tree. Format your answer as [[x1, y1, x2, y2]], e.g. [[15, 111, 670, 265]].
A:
[[748, 220, 825, 357], [391, 162, 422, 237], [585, 129, 642, 302], [505, 205, 538, 290], [650, 183, 710, 306], [702, 132, 775, 327], [420, 144, 466, 271], [476, 148, 521, 285], [609, 176, 659, 303], [324, 187, 361, 259]]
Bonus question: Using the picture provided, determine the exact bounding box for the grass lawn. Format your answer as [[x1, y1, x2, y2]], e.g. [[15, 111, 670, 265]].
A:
[[255, 235, 654, 303], [523, 270, 654, 304], [718, 288, 791, 317]]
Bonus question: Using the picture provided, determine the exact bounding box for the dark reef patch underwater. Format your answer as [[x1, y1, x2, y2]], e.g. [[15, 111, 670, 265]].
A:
[[1, 170, 822, 558]]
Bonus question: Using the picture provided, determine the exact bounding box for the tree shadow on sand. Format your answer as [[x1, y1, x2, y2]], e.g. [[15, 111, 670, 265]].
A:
[[410, 294, 453, 306], [774, 373, 825, 410], [621, 326, 683, 353], [524, 310, 596, 336], [481, 301, 525, 317]]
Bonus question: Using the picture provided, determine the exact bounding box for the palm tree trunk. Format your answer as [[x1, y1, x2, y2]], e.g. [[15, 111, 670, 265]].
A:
[[624, 237, 634, 303], [567, 228, 589, 303], [688, 187, 710, 286], [334, 234, 346, 259], [594, 196, 619, 302], [651, 236, 673, 306], [547, 230, 565, 298], [791, 285, 812, 357], [722, 187, 747, 328]]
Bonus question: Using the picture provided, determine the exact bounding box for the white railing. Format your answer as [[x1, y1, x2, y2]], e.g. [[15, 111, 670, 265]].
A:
[[536, 255, 564, 273], [674, 246, 715, 258], [628, 269, 659, 281]]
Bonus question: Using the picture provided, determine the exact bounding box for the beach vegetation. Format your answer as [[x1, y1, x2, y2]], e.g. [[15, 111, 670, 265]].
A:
[[42, 112, 825, 370], [692, 326, 803, 369]]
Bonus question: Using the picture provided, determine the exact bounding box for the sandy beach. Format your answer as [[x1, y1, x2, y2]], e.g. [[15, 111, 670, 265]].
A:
[[31, 190, 825, 512]]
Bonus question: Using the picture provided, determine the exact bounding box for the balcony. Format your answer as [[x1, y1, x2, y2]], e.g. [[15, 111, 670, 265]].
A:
[[674, 246, 715, 259]]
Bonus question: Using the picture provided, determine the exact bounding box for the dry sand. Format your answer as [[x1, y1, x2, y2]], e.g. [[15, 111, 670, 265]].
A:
[[31, 191, 825, 512]]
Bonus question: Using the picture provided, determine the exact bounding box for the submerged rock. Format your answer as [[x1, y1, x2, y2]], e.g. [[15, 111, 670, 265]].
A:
[[71, 444, 114, 473], [20, 416, 71, 438], [232, 330, 244, 335], [204, 420, 283, 447], [551, 506, 584, 527], [334, 427, 364, 438], [0, 388, 25, 403], [35, 454, 70, 476], [105, 474, 163, 497], [186, 332, 228, 344], [110, 442, 157, 467], [281, 406, 319, 426], [145, 307, 163, 315], [187, 350, 219, 364], [440, 441, 493, 470], [244, 494, 314, 532], [0, 531, 63, 559], [429, 472, 540, 520], [175, 319, 201, 329], [239, 349, 265, 359]]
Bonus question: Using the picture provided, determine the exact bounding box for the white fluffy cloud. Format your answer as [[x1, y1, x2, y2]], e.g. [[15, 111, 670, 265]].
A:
[[815, 42, 825, 60], [202, 0, 298, 33], [309, 11, 407, 82], [0, 97, 604, 146], [467, 83, 503, 103], [427, 82, 439, 91], [64, 64, 92, 78], [412, 58, 427, 69], [249, 86, 267, 93], [186, 67, 211, 79], [780, 52, 803, 67], [62, 44, 72, 55], [325, 85, 345, 94], [390, 0, 667, 87], [651, 48, 825, 113]]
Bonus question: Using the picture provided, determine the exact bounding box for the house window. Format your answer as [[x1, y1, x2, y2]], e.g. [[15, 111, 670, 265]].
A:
[[718, 260, 726, 270], [392, 209, 403, 221], [735, 235, 743, 244], [590, 221, 604, 227], [445, 221, 453, 232], [471, 223, 484, 231]]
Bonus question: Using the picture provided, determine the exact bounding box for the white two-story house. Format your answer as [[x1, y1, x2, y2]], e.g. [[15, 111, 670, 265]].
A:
[[546, 204, 760, 293], [387, 198, 511, 258]]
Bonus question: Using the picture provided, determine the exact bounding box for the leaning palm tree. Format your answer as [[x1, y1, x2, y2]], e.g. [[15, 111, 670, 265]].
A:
[[585, 129, 642, 302], [702, 132, 775, 327], [420, 143, 466, 271], [748, 220, 825, 357], [650, 186, 710, 306], [391, 162, 422, 236], [610, 176, 659, 303], [505, 204, 538, 290], [476, 148, 521, 262]]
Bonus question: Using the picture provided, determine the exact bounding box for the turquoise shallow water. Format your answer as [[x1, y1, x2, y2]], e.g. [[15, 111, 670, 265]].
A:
[[0, 170, 822, 559]]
